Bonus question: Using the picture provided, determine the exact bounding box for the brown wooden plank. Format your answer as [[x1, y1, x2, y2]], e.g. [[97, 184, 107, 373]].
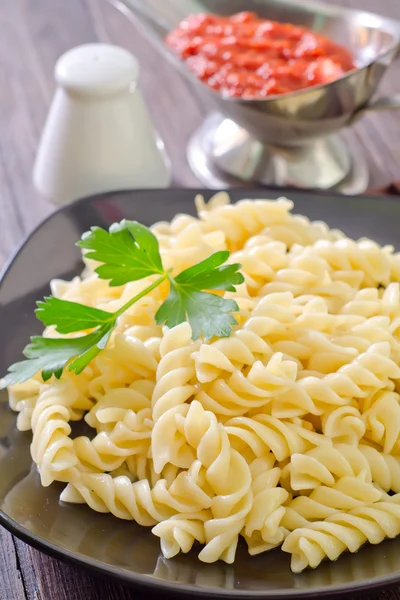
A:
[[367, 591, 400, 600], [13, 540, 168, 600], [0, 529, 28, 600], [0, 0, 52, 259]]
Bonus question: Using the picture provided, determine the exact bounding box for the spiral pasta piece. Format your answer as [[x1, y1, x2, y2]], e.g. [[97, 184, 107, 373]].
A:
[[94, 327, 160, 384], [151, 322, 200, 422], [362, 389, 400, 454], [152, 516, 207, 558], [8, 379, 41, 431], [195, 354, 298, 418], [73, 407, 153, 472], [321, 406, 366, 445], [225, 414, 331, 462], [231, 240, 288, 295], [243, 457, 289, 554], [31, 377, 93, 486], [121, 455, 180, 489], [282, 476, 383, 531], [281, 443, 400, 493], [85, 380, 154, 431], [193, 333, 271, 384], [282, 494, 400, 572]]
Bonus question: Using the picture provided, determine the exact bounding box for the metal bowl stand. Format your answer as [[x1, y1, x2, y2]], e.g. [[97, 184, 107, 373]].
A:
[[188, 112, 369, 194]]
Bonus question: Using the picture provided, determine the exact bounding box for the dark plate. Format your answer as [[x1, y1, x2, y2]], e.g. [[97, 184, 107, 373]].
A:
[[1, 188, 400, 599]]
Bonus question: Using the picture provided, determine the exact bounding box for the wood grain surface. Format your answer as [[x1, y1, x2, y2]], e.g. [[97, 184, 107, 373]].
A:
[[0, 0, 399, 598]]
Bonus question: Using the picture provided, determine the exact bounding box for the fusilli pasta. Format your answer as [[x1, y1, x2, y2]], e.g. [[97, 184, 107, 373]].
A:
[[8, 193, 400, 572]]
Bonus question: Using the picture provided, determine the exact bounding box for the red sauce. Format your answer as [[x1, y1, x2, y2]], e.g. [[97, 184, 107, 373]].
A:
[[166, 11, 355, 99]]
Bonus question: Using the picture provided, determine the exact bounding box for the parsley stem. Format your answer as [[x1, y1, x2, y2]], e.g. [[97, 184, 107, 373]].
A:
[[113, 274, 168, 319]]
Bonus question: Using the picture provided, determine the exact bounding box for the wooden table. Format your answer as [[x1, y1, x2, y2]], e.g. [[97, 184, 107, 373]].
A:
[[0, 0, 399, 598]]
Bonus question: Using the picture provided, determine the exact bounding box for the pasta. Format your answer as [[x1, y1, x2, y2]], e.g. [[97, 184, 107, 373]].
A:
[[243, 456, 289, 555], [282, 476, 384, 528], [280, 443, 400, 493], [282, 494, 400, 573], [7, 193, 400, 573]]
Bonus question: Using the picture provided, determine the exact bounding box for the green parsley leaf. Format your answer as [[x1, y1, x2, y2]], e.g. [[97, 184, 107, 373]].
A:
[[77, 220, 164, 286], [173, 251, 244, 291], [67, 326, 113, 374], [156, 287, 239, 340], [1, 323, 114, 388], [155, 251, 243, 340], [36, 297, 114, 334]]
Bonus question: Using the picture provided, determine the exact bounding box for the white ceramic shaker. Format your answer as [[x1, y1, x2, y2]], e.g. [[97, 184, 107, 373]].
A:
[[33, 43, 171, 206]]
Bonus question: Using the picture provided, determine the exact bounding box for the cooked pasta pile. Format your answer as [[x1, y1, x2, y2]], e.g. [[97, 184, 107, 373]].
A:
[[8, 193, 400, 572]]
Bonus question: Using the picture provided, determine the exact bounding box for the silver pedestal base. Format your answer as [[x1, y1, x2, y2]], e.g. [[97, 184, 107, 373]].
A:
[[188, 113, 369, 195]]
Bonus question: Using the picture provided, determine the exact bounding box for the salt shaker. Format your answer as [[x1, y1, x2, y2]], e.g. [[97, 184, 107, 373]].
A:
[[33, 43, 171, 206]]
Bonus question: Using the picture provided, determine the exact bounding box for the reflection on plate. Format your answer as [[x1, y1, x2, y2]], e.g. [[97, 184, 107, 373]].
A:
[[1, 188, 400, 598]]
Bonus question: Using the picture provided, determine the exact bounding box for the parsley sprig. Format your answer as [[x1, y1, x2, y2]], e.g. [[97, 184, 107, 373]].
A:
[[1, 220, 243, 388]]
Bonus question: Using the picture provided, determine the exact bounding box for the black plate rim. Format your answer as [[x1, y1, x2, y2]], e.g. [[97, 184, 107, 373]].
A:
[[1, 187, 400, 598]]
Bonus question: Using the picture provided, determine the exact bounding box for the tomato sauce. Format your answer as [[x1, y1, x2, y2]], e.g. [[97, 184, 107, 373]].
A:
[[166, 11, 355, 99]]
